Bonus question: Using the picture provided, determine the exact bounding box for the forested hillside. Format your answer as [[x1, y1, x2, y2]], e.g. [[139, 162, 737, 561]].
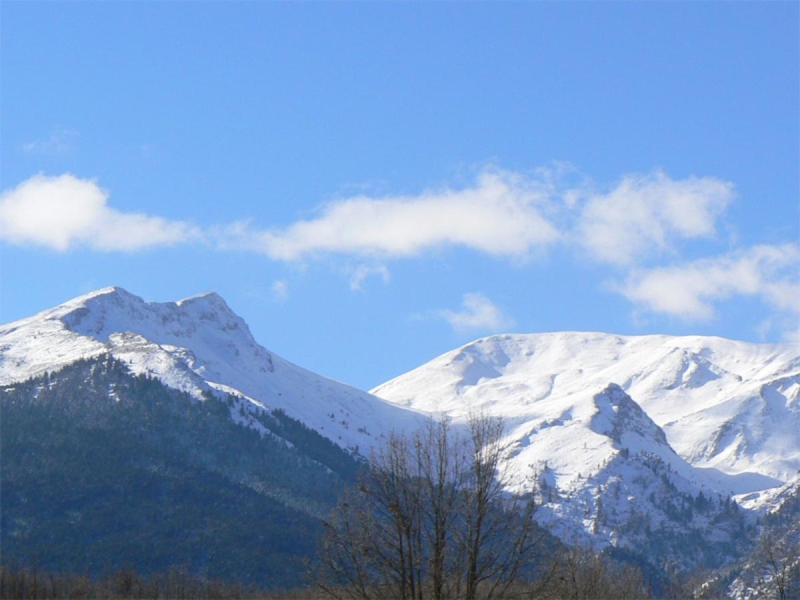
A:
[[1, 356, 362, 587]]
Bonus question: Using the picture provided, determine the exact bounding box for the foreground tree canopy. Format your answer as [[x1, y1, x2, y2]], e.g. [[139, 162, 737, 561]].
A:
[[315, 414, 547, 600]]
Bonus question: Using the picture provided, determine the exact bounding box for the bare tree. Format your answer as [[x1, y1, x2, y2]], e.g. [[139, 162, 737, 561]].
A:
[[751, 528, 800, 600], [316, 414, 545, 600], [417, 415, 466, 599], [459, 413, 540, 600], [538, 545, 651, 600]]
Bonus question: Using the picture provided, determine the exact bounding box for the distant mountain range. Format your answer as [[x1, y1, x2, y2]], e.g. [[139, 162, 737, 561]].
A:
[[2, 287, 798, 584]]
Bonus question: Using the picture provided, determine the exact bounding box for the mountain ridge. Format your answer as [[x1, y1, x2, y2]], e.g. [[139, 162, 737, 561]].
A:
[[0, 286, 423, 455], [4, 288, 797, 492], [371, 331, 799, 491], [3, 287, 798, 577]]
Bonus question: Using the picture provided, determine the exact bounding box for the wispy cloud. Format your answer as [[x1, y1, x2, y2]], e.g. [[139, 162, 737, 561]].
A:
[[233, 170, 560, 261], [576, 170, 734, 266], [0, 173, 201, 251], [618, 243, 800, 321], [22, 129, 79, 156], [349, 265, 391, 291], [436, 292, 515, 333], [270, 280, 290, 303]]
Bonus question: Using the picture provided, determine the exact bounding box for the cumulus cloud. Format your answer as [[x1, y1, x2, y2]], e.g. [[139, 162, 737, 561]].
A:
[[4, 167, 740, 270], [349, 265, 391, 291], [436, 292, 516, 333], [577, 170, 734, 266], [618, 243, 800, 321], [230, 168, 735, 270], [240, 170, 560, 261], [0, 173, 201, 251]]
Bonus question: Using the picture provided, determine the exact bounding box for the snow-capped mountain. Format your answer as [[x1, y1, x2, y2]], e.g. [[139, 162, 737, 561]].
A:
[[4, 289, 797, 501], [371, 333, 800, 495], [371, 332, 799, 567], [0, 286, 422, 454], [3, 289, 798, 572], [530, 384, 754, 566]]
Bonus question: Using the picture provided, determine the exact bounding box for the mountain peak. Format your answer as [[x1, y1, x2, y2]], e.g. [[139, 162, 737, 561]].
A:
[[175, 291, 243, 329], [0, 287, 423, 455], [49, 287, 247, 345], [177, 290, 226, 306], [0, 286, 258, 390], [68, 285, 142, 306], [591, 383, 670, 449], [61, 287, 231, 317]]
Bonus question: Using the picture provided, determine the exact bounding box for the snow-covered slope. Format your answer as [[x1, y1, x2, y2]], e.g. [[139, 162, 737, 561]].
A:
[[371, 333, 800, 494], [532, 384, 754, 565], [4, 290, 794, 570], [0, 287, 422, 453], [371, 332, 799, 564]]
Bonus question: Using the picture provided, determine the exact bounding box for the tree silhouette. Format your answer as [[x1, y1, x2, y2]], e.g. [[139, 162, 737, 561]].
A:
[[316, 414, 545, 600]]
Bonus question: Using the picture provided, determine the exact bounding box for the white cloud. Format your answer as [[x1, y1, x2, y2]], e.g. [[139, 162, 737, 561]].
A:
[[271, 279, 290, 302], [349, 265, 391, 291], [577, 170, 734, 266], [226, 168, 735, 271], [239, 170, 560, 261], [7, 169, 793, 338], [436, 292, 515, 333], [5, 167, 741, 272], [618, 243, 800, 321], [0, 173, 201, 251], [22, 129, 78, 156]]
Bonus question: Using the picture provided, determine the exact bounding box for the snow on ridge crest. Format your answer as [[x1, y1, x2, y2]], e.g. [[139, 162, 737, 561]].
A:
[[373, 331, 800, 488], [0, 286, 271, 389], [61, 286, 251, 344], [0, 287, 426, 455]]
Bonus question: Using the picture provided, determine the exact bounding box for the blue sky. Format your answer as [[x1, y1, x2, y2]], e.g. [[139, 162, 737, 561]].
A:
[[1, 2, 798, 390]]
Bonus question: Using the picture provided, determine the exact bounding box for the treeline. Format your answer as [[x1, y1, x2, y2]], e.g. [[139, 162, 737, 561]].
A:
[[0, 548, 710, 600], [0, 565, 315, 600]]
